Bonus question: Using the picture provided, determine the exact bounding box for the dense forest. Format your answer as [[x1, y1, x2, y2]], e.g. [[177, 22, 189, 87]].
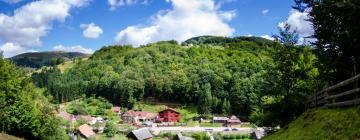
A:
[[32, 36, 321, 126]]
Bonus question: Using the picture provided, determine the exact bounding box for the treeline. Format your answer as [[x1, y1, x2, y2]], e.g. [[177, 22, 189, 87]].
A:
[[9, 51, 88, 68]]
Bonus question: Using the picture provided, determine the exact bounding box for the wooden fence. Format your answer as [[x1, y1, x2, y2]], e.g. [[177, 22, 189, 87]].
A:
[[307, 74, 360, 108]]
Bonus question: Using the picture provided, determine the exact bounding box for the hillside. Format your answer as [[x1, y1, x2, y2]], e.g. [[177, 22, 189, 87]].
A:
[[0, 133, 23, 140], [264, 107, 360, 140], [33, 37, 278, 120], [9, 51, 89, 68]]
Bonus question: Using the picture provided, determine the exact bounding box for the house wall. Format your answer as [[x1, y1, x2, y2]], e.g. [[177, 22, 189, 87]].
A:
[[159, 110, 180, 122]]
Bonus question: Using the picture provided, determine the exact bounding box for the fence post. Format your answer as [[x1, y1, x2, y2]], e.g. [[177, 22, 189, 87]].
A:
[[355, 76, 359, 99], [324, 89, 329, 106], [315, 94, 317, 107]]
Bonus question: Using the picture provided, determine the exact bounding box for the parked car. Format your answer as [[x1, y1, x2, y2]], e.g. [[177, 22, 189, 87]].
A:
[[231, 128, 238, 131], [205, 128, 213, 132], [224, 128, 230, 131]]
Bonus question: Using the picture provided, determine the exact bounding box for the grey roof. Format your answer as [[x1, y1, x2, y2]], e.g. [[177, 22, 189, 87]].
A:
[[129, 128, 153, 140], [175, 133, 195, 140], [213, 117, 229, 121]]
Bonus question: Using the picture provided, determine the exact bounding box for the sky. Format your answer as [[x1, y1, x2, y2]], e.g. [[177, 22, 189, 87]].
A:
[[0, 0, 313, 58]]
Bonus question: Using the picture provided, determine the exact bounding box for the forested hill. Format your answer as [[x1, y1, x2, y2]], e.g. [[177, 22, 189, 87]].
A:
[[182, 36, 274, 46], [33, 36, 319, 124], [9, 51, 89, 68]]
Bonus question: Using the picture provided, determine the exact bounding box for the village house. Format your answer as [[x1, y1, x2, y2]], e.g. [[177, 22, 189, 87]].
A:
[[122, 110, 158, 125], [127, 128, 153, 140], [212, 116, 229, 124], [111, 106, 121, 116], [77, 124, 95, 139], [157, 108, 180, 122], [227, 115, 241, 126], [58, 111, 76, 122]]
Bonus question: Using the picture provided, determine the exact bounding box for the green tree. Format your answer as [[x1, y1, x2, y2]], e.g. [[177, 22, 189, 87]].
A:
[[104, 121, 118, 137], [0, 58, 67, 139], [294, 0, 360, 82]]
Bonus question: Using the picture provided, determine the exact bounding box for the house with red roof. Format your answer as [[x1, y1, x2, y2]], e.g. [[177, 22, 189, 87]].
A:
[[158, 108, 180, 122]]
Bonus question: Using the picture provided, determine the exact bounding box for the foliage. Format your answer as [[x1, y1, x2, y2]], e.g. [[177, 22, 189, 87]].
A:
[[66, 97, 112, 116], [191, 132, 210, 140], [104, 121, 118, 137], [264, 107, 360, 140], [250, 24, 322, 126], [294, 0, 360, 82], [0, 58, 68, 140]]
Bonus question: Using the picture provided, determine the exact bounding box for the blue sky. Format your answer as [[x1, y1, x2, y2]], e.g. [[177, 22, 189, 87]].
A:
[[0, 0, 311, 57]]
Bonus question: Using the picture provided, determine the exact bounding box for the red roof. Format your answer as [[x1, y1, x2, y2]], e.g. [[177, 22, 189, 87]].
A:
[[123, 110, 158, 119], [58, 111, 73, 121], [78, 124, 95, 138], [159, 108, 179, 114]]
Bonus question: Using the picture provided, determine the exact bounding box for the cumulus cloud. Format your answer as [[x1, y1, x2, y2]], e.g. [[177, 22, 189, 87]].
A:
[[108, 0, 136, 10], [260, 35, 275, 41], [53, 45, 94, 54], [278, 9, 313, 38], [262, 9, 269, 16], [0, 0, 89, 57], [0, 42, 37, 58], [115, 0, 236, 47], [80, 23, 103, 39]]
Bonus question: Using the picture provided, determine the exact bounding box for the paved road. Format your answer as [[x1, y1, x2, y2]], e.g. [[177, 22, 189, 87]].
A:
[[148, 126, 255, 135]]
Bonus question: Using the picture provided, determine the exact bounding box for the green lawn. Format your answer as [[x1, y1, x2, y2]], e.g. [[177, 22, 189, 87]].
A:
[[133, 102, 199, 122], [94, 134, 127, 140], [264, 106, 360, 140], [0, 133, 23, 140]]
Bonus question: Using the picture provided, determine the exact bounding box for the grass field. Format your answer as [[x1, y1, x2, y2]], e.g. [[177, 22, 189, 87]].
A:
[[57, 57, 88, 73], [94, 134, 127, 140], [0, 133, 23, 140], [133, 102, 199, 122], [264, 106, 360, 140]]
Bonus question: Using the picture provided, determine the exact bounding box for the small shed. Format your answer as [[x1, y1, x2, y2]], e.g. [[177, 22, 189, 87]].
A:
[[227, 115, 241, 126], [127, 128, 153, 140], [77, 124, 95, 139]]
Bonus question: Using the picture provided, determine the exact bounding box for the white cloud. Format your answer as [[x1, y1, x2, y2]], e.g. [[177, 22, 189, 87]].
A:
[[262, 9, 269, 16], [0, 42, 37, 58], [2, 0, 23, 4], [278, 9, 313, 38], [53, 45, 94, 54], [80, 23, 103, 39], [108, 0, 136, 10], [260, 35, 275, 41], [115, 0, 236, 47], [0, 0, 89, 57]]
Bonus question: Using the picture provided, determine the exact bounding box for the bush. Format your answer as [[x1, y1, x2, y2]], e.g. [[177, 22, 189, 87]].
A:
[[104, 121, 118, 137]]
